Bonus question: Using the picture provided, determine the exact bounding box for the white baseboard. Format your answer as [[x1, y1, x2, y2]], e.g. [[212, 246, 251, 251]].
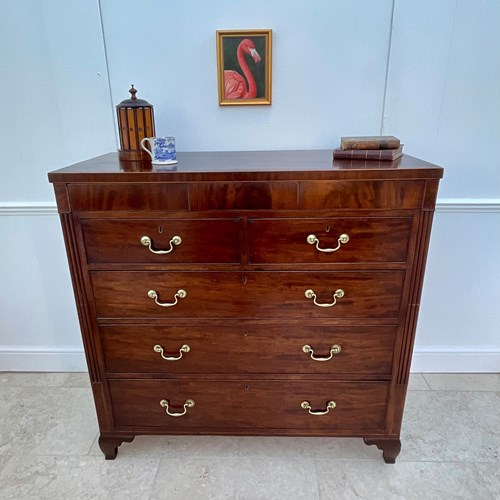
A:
[[0, 346, 87, 372], [0, 346, 499, 373], [411, 347, 500, 373]]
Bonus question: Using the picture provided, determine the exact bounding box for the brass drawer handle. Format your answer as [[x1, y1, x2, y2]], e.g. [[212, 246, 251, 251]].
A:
[[301, 400, 336, 416], [305, 288, 344, 308], [141, 235, 182, 254], [307, 233, 349, 253], [154, 343, 190, 361], [303, 344, 341, 361], [160, 398, 195, 417], [148, 289, 186, 307]]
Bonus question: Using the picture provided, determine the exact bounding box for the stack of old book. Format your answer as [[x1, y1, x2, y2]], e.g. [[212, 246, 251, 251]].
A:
[[333, 136, 403, 161]]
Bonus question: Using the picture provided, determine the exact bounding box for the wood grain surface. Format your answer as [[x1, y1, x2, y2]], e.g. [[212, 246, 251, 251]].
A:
[[90, 270, 404, 320], [108, 379, 389, 431], [101, 324, 396, 375], [48, 149, 443, 462]]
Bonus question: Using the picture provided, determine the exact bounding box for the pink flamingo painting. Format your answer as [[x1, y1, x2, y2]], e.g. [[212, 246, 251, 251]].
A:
[[224, 39, 262, 99]]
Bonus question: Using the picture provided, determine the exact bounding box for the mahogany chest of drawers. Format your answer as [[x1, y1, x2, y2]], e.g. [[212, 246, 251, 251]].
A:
[[48, 150, 443, 462]]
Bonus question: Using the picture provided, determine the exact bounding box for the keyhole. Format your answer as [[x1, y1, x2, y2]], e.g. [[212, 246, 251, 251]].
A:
[[158, 225, 163, 234], [245, 385, 250, 391], [243, 330, 248, 336], [242, 276, 247, 284], [325, 224, 331, 233]]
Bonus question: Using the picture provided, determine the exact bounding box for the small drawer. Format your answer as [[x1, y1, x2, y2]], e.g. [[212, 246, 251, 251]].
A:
[[81, 219, 241, 264], [248, 217, 411, 264], [91, 270, 404, 320], [299, 180, 425, 210], [109, 379, 389, 432], [68, 183, 189, 212], [188, 182, 298, 210], [101, 324, 396, 375]]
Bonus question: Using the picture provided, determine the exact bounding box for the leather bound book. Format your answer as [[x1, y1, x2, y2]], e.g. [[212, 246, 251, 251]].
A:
[[333, 146, 403, 161], [340, 136, 400, 150]]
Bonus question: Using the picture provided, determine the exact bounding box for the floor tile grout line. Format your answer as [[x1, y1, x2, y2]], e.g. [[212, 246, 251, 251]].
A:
[[106, 456, 499, 465], [313, 458, 500, 465], [145, 457, 163, 500], [86, 433, 99, 456], [419, 388, 500, 393], [1, 453, 496, 465], [421, 374, 432, 390], [312, 459, 322, 500], [61, 372, 72, 386]]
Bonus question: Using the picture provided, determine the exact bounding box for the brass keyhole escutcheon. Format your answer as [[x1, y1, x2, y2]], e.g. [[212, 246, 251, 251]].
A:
[[242, 276, 247, 284]]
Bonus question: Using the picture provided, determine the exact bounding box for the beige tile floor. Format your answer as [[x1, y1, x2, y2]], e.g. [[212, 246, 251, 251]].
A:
[[0, 372, 498, 499]]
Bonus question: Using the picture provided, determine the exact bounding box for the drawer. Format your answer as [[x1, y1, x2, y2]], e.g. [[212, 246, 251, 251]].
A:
[[109, 379, 389, 432], [91, 271, 404, 319], [67, 183, 189, 211], [81, 219, 241, 264], [101, 324, 396, 375], [189, 182, 298, 210], [248, 217, 411, 264], [299, 180, 425, 210]]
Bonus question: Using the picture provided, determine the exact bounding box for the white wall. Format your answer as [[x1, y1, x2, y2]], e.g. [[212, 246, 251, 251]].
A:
[[0, 0, 116, 201], [414, 206, 500, 371], [383, 0, 500, 198], [382, 0, 500, 371], [1, 0, 499, 371], [0, 0, 115, 370], [0, 209, 84, 370], [99, 0, 393, 151]]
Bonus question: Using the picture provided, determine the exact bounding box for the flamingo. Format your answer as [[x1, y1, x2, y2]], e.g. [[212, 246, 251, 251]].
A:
[[224, 39, 261, 99]]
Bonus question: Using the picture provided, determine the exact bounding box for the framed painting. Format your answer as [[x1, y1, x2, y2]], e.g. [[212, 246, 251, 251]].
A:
[[216, 29, 272, 106]]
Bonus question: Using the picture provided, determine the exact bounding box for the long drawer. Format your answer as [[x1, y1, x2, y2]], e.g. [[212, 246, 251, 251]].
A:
[[108, 379, 389, 432], [248, 217, 411, 264], [101, 324, 396, 375], [91, 271, 405, 319], [81, 218, 241, 264]]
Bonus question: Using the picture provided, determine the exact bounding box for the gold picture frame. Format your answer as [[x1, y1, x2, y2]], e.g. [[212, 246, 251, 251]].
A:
[[216, 29, 272, 106]]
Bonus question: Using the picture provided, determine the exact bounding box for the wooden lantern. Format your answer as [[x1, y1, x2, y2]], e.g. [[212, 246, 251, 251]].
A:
[[116, 85, 155, 165]]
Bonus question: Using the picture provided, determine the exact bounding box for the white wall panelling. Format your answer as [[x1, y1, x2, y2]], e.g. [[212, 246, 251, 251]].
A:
[[1, 0, 499, 371]]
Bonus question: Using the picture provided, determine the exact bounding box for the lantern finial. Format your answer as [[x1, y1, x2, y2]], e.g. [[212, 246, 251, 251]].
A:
[[129, 85, 137, 100]]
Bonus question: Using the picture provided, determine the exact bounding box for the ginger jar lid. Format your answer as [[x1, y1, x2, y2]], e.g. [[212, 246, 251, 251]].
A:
[[116, 85, 153, 108]]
